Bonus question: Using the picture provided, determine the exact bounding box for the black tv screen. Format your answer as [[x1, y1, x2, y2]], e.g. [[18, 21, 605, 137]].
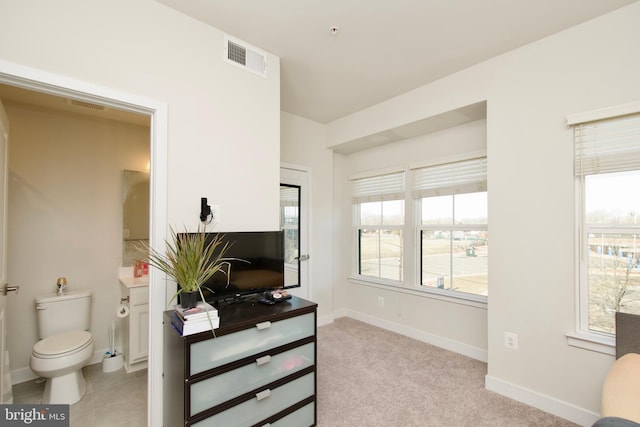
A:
[[182, 231, 286, 303]]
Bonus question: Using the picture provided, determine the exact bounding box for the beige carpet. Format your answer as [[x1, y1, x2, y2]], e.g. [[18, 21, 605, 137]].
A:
[[316, 317, 579, 427]]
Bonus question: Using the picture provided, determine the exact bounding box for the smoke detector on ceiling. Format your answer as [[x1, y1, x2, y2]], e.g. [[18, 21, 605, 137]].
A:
[[223, 35, 267, 78]]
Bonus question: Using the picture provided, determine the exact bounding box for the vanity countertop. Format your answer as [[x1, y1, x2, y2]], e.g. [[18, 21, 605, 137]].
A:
[[119, 266, 149, 288], [119, 276, 149, 288]]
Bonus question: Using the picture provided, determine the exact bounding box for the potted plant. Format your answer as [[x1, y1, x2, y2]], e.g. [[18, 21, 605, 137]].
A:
[[143, 224, 233, 309]]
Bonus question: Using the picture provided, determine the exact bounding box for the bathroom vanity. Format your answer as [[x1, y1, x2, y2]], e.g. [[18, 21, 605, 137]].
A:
[[163, 296, 317, 427], [119, 270, 149, 373]]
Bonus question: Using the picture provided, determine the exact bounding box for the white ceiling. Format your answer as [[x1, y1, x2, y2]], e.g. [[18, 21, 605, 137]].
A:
[[155, 0, 637, 124]]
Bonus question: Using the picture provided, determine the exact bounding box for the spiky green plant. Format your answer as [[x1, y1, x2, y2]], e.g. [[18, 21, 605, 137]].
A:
[[140, 225, 239, 335], [144, 224, 233, 301]]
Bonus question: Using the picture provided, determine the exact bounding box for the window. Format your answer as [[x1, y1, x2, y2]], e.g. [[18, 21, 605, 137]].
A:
[[280, 185, 300, 266], [413, 157, 488, 297], [573, 111, 640, 335], [352, 171, 405, 282]]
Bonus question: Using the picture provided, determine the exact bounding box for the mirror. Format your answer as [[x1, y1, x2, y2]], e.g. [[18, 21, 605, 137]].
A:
[[122, 170, 150, 266]]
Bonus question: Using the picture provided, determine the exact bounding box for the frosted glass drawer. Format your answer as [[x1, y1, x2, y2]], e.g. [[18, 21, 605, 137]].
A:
[[190, 342, 315, 416], [190, 313, 315, 375], [192, 373, 314, 427], [263, 402, 315, 427]]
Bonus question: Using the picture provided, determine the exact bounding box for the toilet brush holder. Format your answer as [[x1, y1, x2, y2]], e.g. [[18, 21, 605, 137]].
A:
[[102, 353, 123, 373]]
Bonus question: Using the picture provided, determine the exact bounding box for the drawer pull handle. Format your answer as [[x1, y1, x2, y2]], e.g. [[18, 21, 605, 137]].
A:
[[256, 321, 272, 330], [256, 355, 271, 366], [255, 389, 271, 401]]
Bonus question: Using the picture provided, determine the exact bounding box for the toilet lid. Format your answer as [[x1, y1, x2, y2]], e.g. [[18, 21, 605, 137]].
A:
[[33, 331, 93, 358]]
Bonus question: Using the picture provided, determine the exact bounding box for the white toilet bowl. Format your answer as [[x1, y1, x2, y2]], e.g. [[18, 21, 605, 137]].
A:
[[30, 330, 95, 405]]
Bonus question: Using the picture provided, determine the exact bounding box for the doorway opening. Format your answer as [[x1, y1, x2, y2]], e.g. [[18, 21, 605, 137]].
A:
[[0, 62, 167, 426]]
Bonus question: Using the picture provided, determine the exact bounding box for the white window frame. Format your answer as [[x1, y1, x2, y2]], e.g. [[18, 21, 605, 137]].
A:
[[411, 152, 488, 302], [348, 153, 489, 308], [567, 101, 640, 354], [351, 168, 406, 285]]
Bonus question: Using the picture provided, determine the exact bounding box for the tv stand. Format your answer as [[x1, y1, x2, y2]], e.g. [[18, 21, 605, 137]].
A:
[[163, 296, 317, 426]]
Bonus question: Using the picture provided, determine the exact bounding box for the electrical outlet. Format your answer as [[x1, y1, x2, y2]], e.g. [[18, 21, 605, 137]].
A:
[[377, 296, 384, 307], [504, 332, 519, 350]]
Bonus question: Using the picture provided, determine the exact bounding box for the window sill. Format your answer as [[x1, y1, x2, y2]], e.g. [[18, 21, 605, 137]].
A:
[[348, 276, 488, 309], [566, 331, 615, 356]]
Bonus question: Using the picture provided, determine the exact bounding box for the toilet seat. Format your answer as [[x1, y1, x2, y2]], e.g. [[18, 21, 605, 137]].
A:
[[32, 331, 93, 359]]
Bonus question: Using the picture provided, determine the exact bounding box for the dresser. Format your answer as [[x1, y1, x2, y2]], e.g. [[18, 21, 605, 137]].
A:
[[163, 296, 317, 427]]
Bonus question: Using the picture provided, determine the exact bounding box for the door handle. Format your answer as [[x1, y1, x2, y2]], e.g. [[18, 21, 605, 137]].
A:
[[295, 254, 310, 261], [2, 284, 19, 296]]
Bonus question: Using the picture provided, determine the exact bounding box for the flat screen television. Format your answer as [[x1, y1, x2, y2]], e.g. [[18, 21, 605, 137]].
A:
[[179, 231, 287, 304]]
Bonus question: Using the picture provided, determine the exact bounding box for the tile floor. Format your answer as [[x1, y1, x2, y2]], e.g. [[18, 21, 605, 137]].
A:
[[12, 364, 147, 427]]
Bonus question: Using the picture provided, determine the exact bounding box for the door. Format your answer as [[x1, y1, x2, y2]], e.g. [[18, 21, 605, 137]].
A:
[[280, 167, 310, 299], [0, 102, 9, 403]]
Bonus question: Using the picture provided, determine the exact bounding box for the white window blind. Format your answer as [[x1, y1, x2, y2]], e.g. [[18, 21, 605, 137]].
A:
[[412, 157, 487, 198], [280, 186, 298, 207], [574, 113, 640, 176], [352, 171, 405, 203]]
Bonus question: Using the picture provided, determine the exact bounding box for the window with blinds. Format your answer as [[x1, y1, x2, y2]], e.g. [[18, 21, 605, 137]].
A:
[[352, 171, 405, 203], [412, 156, 488, 298], [351, 171, 405, 283], [574, 114, 640, 176], [412, 157, 487, 199], [572, 111, 640, 336]]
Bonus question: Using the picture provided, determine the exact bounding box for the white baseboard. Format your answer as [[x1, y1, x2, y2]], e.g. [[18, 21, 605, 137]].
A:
[[317, 313, 335, 327], [342, 308, 488, 362], [485, 374, 600, 427], [332, 308, 349, 319], [10, 367, 37, 386], [11, 348, 109, 386]]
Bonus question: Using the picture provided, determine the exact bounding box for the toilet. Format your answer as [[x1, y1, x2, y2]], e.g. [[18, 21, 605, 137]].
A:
[[30, 290, 95, 405]]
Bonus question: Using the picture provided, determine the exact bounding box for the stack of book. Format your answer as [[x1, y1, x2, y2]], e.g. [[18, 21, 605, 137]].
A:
[[171, 301, 219, 336]]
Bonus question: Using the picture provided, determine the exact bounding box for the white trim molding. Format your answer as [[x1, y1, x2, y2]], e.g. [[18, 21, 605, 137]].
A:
[[567, 101, 640, 126], [566, 331, 615, 356], [341, 308, 488, 362], [485, 375, 600, 426]]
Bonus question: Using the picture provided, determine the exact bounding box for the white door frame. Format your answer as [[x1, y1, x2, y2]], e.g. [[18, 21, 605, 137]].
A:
[[0, 59, 167, 427], [0, 98, 9, 403]]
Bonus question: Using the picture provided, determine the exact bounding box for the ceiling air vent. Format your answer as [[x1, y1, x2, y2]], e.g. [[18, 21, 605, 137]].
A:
[[224, 35, 267, 78]]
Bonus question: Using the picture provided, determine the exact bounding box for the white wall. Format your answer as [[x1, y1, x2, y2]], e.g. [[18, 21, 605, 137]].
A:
[[0, 1, 281, 422], [327, 3, 640, 424], [0, 0, 281, 233], [280, 112, 334, 323], [4, 103, 149, 372]]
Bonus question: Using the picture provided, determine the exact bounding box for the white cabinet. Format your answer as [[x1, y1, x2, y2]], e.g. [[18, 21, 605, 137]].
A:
[[120, 283, 149, 372]]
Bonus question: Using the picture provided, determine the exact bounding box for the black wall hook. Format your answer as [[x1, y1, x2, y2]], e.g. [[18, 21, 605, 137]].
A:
[[200, 197, 212, 223]]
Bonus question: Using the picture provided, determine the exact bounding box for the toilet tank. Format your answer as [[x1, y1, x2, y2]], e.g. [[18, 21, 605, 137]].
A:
[[35, 290, 92, 339]]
